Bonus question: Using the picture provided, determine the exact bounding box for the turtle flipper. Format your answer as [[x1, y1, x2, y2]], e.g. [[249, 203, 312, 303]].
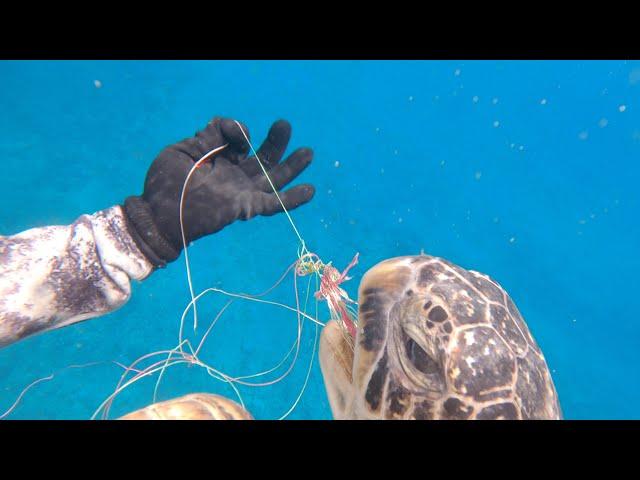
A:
[[119, 393, 253, 420], [319, 320, 355, 419]]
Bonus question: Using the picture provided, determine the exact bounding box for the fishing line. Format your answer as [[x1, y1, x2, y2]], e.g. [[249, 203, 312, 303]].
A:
[[233, 120, 308, 254], [93, 121, 358, 420], [180, 143, 229, 333]]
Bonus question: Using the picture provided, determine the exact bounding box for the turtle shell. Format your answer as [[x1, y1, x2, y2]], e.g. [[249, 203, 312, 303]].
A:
[[119, 393, 253, 420]]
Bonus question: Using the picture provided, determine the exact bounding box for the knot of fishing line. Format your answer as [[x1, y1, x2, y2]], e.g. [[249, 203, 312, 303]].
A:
[[296, 252, 326, 277]]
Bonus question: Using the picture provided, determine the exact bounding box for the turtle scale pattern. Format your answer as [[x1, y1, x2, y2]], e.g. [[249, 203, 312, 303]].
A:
[[353, 255, 561, 420]]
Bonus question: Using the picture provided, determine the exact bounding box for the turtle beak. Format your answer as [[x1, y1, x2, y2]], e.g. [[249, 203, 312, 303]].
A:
[[319, 320, 355, 419]]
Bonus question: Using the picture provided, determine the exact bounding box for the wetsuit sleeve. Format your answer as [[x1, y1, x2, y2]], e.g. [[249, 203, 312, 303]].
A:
[[0, 205, 154, 347]]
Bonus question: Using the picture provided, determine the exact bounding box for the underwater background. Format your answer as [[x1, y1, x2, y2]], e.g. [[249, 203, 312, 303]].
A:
[[0, 60, 638, 419]]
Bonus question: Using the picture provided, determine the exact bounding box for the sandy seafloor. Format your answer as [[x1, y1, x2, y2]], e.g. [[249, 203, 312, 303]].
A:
[[0, 60, 638, 419]]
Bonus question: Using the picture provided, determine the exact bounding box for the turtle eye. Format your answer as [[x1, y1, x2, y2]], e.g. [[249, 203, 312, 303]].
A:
[[404, 334, 439, 375]]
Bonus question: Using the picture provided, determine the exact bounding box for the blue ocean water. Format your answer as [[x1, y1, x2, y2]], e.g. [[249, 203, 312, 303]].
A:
[[0, 60, 638, 419]]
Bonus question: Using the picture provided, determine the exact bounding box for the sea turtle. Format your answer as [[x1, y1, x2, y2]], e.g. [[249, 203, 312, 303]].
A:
[[319, 254, 562, 420], [119, 393, 252, 420], [119, 254, 560, 421]]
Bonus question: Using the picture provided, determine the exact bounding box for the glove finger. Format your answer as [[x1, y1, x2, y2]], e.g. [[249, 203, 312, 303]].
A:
[[254, 184, 315, 217], [171, 119, 224, 160], [170, 117, 248, 163], [239, 119, 291, 177], [254, 148, 313, 192], [219, 118, 251, 162]]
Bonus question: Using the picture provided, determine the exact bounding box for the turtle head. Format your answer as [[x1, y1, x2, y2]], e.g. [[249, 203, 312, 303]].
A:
[[321, 254, 563, 420], [320, 255, 448, 419]]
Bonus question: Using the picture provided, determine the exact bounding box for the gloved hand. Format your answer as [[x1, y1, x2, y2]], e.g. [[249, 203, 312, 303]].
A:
[[123, 117, 315, 267]]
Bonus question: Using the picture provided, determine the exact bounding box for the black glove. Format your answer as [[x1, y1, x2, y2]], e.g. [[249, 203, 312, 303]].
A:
[[123, 117, 315, 267]]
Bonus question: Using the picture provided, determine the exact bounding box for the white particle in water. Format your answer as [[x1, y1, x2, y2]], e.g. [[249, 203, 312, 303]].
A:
[[619, 104, 627, 112], [540, 98, 547, 105], [578, 131, 589, 141], [509, 237, 516, 244], [472, 95, 479, 103], [334, 161, 340, 168], [510, 143, 515, 149], [492, 97, 499, 105], [474, 171, 482, 180], [94, 80, 102, 88], [598, 118, 609, 128], [408, 96, 414, 101], [440, 160, 446, 167], [454, 68, 461, 76], [375, 127, 380, 132], [519, 145, 525, 151], [327, 189, 332, 195], [493, 120, 500, 128], [398, 217, 403, 223]]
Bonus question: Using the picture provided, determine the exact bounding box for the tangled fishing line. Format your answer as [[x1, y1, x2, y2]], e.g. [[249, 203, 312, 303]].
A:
[[1, 122, 360, 420]]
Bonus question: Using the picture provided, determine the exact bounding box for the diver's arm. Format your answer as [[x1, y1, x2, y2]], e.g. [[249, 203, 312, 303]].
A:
[[0, 116, 314, 348], [0, 206, 152, 347]]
